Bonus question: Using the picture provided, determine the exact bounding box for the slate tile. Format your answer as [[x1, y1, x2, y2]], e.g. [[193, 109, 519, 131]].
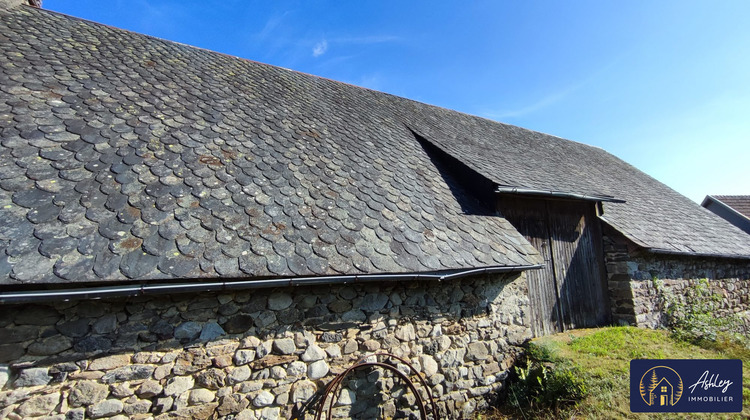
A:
[[186, 225, 212, 243], [271, 239, 294, 258], [19, 129, 46, 141], [5, 236, 41, 257], [109, 234, 144, 255], [265, 254, 290, 276], [0, 254, 11, 278], [202, 245, 223, 261], [39, 237, 78, 258], [158, 256, 199, 277], [144, 182, 171, 198], [102, 190, 128, 211], [176, 236, 203, 257], [305, 255, 329, 276], [25, 165, 57, 181], [76, 233, 109, 256], [0, 175, 33, 191], [12, 188, 53, 208], [92, 249, 121, 278], [26, 204, 60, 224], [39, 148, 72, 161], [140, 206, 169, 224], [238, 253, 266, 276], [11, 251, 56, 282], [151, 191, 176, 210], [53, 253, 95, 280], [142, 231, 174, 256], [119, 249, 159, 279], [156, 219, 182, 241], [214, 257, 239, 276], [98, 217, 131, 240], [350, 254, 373, 273]]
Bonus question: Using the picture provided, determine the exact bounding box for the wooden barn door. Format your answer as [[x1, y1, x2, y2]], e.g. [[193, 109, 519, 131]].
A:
[[499, 197, 609, 336]]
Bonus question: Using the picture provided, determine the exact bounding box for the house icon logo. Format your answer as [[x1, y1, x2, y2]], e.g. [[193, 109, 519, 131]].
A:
[[639, 366, 684, 407]]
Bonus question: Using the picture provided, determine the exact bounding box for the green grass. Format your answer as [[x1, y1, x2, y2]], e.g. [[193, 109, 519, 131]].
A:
[[485, 326, 749, 419]]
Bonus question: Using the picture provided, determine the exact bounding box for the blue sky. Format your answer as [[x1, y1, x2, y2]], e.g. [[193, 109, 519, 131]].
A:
[[45, 1, 749, 203]]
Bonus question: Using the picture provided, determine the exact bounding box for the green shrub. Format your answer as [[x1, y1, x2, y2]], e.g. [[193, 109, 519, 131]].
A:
[[526, 341, 558, 363], [654, 277, 748, 347], [506, 345, 586, 412]]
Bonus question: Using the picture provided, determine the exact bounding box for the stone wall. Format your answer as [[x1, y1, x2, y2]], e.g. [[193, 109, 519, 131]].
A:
[[602, 230, 638, 326], [0, 272, 532, 419], [623, 255, 750, 331], [603, 229, 750, 331]]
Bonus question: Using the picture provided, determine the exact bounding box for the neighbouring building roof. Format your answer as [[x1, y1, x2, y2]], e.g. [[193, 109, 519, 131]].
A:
[[0, 6, 542, 286], [707, 195, 750, 219], [701, 195, 750, 235], [0, 6, 748, 287]]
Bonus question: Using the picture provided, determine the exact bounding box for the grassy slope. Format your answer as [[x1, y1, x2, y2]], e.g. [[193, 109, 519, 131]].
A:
[[487, 326, 749, 419]]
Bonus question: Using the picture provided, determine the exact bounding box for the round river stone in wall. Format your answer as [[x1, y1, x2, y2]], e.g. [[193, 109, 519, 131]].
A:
[[267, 293, 292, 310], [174, 322, 202, 340]]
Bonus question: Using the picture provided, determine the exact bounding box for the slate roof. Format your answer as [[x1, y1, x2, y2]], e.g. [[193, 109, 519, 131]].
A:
[[389, 92, 750, 258], [710, 195, 750, 219], [0, 6, 542, 285], [1, 6, 748, 288]]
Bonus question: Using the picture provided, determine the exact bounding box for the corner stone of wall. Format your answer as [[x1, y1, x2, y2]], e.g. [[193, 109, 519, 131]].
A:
[[602, 233, 637, 326], [0, 272, 532, 419]]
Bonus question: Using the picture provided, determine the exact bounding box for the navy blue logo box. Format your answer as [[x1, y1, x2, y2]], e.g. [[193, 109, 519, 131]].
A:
[[630, 359, 742, 413]]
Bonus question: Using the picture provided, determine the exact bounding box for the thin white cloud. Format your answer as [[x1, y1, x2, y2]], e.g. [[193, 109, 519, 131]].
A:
[[312, 40, 328, 57], [357, 74, 383, 90], [132, 0, 183, 35], [315, 54, 357, 69], [483, 56, 626, 121], [485, 85, 580, 120], [309, 34, 398, 59], [256, 12, 291, 40], [330, 35, 400, 44]]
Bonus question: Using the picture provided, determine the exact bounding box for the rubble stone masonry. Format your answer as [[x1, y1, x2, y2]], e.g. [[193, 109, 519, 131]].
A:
[[0, 272, 531, 419], [603, 229, 750, 332]]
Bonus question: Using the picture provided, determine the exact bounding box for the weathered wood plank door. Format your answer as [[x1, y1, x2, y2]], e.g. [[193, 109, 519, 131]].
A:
[[499, 197, 609, 336], [502, 199, 562, 336]]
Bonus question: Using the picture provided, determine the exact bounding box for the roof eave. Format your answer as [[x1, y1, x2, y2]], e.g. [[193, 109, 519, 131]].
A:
[[0, 264, 544, 304], [495, 186, 625, 203], [645, 247, 750, 261]]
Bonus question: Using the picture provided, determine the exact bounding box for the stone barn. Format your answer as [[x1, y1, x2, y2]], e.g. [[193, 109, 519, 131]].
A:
[[1, 2, 749, 419]]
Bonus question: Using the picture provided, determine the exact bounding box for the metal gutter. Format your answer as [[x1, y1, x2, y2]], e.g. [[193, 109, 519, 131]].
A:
[[495, 186, 625, 203], [645, 248, 750, 261], [0, 264, 544, 304]]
